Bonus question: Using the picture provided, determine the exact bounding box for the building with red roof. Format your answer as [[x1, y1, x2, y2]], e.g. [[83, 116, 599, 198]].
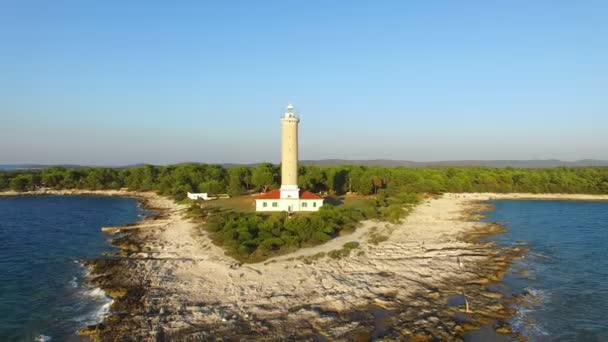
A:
[[255, 189, 323, 212]]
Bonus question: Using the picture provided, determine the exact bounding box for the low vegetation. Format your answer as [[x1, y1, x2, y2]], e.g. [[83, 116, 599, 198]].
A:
[[328, 241, 361, 260], [299, 252, 327, 265], [368, 228, 390, 245], [187, 193, 419, 262]]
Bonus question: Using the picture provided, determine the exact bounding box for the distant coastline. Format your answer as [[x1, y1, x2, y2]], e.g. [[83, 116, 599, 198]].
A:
[[0, 189, 145, 198], [2, 158, 608, 170], [443, 192, 608, 201]]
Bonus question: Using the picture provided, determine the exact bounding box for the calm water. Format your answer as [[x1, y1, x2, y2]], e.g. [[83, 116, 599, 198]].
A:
[[0, 196, 141, 341], [483, 200, 608, 341]]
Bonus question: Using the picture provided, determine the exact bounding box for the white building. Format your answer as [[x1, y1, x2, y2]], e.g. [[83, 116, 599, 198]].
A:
[[187, 192, 211, 200], [255, 104, 324, 212]]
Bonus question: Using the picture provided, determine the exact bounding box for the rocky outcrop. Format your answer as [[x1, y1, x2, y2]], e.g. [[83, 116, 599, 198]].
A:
[[72, 193, 531, 341]]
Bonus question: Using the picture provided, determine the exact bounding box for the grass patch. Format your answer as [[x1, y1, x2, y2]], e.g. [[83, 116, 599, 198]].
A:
[[343, 241, 360, 250], [300, 251, 327, 264], [327, 241, 361, 260], [209, 196, 255, 212], [369, 232, 389, 245]]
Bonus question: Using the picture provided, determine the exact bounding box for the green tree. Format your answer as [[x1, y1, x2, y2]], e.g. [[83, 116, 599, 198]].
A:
[[251, 163, 277, 192], [40, 167, 67, 188], [599, 179, 608, 193], [300, 166, 326, 192], [122, 165, 158, 190], [0, 173, 8, 190], [9, 174, 34, 192], [354, 174, 374, 195], [198, 179, 224, 194], [84, 168, 120, 189], [371, 175, 385, 194], [63, 169, 86, 188], [227, 167, 246, 195]]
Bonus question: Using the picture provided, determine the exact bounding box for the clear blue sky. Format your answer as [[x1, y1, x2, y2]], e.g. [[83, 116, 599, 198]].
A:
[[1, 1, 606, 165]]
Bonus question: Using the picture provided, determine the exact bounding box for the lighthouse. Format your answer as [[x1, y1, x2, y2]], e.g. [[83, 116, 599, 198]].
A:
[[280, 104, 300, 199], [255, 104, 324, 212]]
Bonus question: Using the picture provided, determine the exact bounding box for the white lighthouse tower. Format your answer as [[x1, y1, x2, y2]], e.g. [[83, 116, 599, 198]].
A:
[[255, 104, 324, 212], [279, 104, 300, 199]]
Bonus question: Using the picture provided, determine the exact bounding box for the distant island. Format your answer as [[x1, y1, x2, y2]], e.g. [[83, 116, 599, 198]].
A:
[[3, 158, 608, 171]]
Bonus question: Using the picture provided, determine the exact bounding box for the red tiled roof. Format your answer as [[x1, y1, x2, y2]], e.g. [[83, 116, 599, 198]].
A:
[[255, 189, 322, 200], [299, 191, 323, 200], [255, 190, 281, 199]]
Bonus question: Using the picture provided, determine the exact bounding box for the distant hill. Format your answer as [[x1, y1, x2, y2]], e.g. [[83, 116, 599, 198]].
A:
[[298, 159, 608, 168], [0, 164, 138, 171], [0, 164, 86, 171], [2, 159, 608, 171]]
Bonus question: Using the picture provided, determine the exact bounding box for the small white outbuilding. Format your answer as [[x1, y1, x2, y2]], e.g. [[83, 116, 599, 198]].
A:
[[187, 192, 210, 200]]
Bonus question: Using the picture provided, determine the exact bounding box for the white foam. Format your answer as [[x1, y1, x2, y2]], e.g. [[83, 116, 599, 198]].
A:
[[510, 287, 550, 338], [94, 298, 114, 320], [74, 287, 114, 326], [522, 287, 550, 305], [69, 276, 78, 288], [34, 335, 51, 342], [84, 287, 107, 299], [69, 261, 115, 329]]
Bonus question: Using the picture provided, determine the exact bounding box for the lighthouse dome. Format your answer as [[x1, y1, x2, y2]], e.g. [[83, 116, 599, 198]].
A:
[[284, 104, 297, 118]]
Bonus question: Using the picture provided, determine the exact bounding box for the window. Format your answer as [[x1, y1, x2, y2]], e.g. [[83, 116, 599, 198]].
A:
[[302, 202, 308, 208], [263, 202, 267, 207], [272, 202, 278, 208], [313, 202, 317, 207]]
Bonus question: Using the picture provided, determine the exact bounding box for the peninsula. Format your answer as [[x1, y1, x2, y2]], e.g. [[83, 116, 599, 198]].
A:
[[1, 185, 607, 341]]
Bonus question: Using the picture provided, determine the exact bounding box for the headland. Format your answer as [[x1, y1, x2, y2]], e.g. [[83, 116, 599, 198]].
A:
[[2, 190, 607, 340]]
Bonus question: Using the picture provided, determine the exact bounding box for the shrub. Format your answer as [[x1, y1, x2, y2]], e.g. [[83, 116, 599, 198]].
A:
[[343, 241, 360, 250]]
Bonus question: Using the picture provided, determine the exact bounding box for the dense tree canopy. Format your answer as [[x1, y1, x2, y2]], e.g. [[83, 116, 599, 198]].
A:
[[9, 174, 36, 192], [1, 164, 608, 199], [3, 164, 607, 262], [0, 174, 8, 190]]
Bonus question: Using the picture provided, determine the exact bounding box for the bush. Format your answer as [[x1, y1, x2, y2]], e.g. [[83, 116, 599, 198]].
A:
[[328, 242, 360, 259], [369, 232, 389, 245], [343, 241, 360, 250]]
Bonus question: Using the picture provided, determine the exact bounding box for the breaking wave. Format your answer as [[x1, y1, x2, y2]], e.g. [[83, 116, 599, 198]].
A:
[[510, 287, 550, 338]]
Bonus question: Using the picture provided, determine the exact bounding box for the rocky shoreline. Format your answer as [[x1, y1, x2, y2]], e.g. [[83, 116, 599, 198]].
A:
[[3, 190, 606, 341], [78, 192, 525, 341]]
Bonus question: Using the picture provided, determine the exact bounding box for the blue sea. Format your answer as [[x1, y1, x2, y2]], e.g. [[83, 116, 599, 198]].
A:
[[483, 200, 608, 341], [0, 196, 141, 341]]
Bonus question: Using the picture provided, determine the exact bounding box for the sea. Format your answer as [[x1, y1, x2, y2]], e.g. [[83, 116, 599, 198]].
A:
[[0, 195, 142, 341], [481, 200, 608, 341]]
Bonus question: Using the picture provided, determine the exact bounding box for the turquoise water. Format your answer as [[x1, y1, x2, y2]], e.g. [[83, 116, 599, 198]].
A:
[[0, 196, 141, 341], [483, 200, 608, 341]]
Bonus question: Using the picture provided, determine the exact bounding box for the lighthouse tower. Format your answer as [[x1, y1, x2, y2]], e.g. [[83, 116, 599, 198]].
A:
[[280, 104, 300, 199], [254, 104, 323, 212]]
